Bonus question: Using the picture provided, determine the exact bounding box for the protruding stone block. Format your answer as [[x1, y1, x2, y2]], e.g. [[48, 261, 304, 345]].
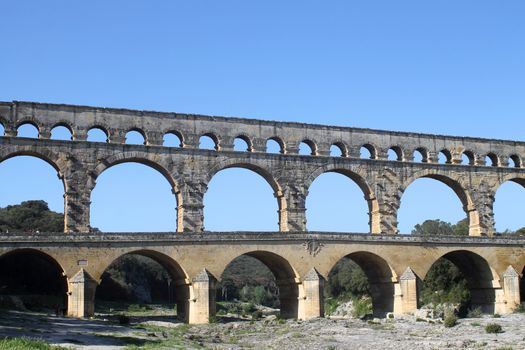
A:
[[394, 267, 419, 315], [188, 269, 217, 324], [502, 265, 521, 313], [299, 268, 325, 320], [67, 269, 98, 318]]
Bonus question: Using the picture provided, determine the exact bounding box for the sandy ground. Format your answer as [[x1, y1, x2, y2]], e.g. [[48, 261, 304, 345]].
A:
[[1, 310, 525, 349]]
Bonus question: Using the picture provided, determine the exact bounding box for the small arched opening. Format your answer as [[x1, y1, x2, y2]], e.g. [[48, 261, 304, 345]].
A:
[[199, 134, 219, 151], [0, 249, 67, 314], [438, 149, 452, 164], [87, 127, 109, 143], [266, 137, 284, 154], [388, 146, 403, 161], [360, 144, 376, 160], [234, 136, 252, 152], [50, 125, 73, 141], [462, 151, 475, 165], [163, 131, 183, 148], [299, 140, 316, 156], [218, 251, 299, 320], [326, 252, 395, 318], [509, 155, 522, 168], [413, 148, 428, 163], [330, 143, 346, 157], [125, 129, 146, 145], [16, 122, 39, 138], [485, 153, 499, 167]]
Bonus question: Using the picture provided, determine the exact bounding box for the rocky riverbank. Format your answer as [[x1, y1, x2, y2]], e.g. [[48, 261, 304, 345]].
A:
[[0, 310, 524, 349]]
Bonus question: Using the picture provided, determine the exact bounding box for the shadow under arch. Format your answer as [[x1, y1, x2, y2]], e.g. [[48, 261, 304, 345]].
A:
[[0, 248, 68, 313], [327, 251, 396, 317], [219, 250, 299, 319], [92, 153, 182, 231], [305, 166, 380, 233], [424, 250, 497, 314], [400, 171, 480, 236], [205, 160, 285, 231], [95, 249, 190, 321]]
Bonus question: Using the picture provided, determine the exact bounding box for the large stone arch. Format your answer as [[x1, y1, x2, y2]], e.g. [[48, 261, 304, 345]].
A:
[[205, 159, 286, 231], [94, 249, 190, 320], [92, 152, 182, 231], [496, 175, 525, 189], [325, 250, 397, 316], [400, 169, 480, 236], [0, 248, 68, 313], [0, 149, 69, 231], [421, 249, 498, 313], [218, 250, 300, 318], [305, 164, 380, 234], [0, 147, 67, 181]]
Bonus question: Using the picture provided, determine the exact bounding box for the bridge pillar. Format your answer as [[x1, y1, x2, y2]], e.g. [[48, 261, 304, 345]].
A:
[[468, 183, 496, 236], [67, 269, 97, 318], [374, 172, 402, 234], [394, 267, 420, 315], [298, 268, 324, 320], [63, 170, 93, 233], [278, 278, 300, 319], [498, 266, 521, 314], [178, 181, 206, 232], [188, 269, 216, 324], [281, 184, 307, 231]]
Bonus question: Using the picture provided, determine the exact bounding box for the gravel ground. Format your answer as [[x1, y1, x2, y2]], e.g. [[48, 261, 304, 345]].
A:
[[1, 310, 524, 349]]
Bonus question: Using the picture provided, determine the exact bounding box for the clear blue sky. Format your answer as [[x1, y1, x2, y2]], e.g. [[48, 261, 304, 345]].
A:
[[0, 1, 524, 233]]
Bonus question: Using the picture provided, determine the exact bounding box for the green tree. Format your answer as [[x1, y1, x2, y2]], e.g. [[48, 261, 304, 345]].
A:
[[0, 200, 63, 233], [412, 218, 469, 236]]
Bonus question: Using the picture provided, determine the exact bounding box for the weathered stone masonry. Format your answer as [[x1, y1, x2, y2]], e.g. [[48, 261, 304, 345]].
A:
[[0, 101, 525, 323]]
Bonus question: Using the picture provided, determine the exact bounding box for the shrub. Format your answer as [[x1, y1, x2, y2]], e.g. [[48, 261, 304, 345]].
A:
[[467, 307, 483, 318], [444, 315, 458, 328], [251, 310, 263, 320], [514, 303, 525, 313], [352, 296, 373, 318], [127, 304, 148, 313], [485, 323, 503, 334], [242, 303, 257, 314]]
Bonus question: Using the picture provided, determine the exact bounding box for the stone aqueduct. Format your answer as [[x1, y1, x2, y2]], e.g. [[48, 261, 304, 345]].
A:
[[1, 101, 525, 323]]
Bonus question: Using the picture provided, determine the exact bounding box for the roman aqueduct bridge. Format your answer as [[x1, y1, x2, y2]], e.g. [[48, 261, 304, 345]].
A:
[[1, 101, 525, 323]]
